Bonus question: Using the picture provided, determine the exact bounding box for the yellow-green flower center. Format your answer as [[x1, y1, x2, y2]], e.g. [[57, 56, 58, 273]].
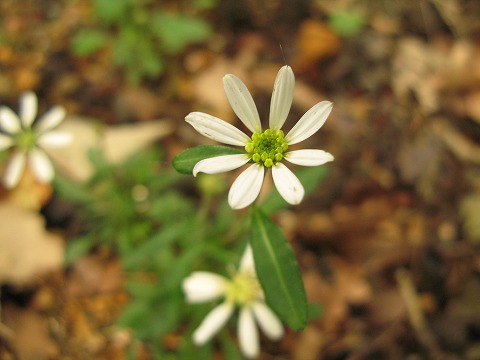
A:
[[15, 128, 37, 152], [245, 129, 288, 168], [226, 271, 262, 306]]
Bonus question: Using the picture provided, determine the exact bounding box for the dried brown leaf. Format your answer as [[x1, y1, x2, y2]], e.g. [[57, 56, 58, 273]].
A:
[[392, 38, 446, 114], [431, 118, 480, 164], [293, 20, 341, 72], [0, 201, 63, 285], [3, 304, 59, 360], [46, 116, 173, 182], [460, 192, 480, 243]]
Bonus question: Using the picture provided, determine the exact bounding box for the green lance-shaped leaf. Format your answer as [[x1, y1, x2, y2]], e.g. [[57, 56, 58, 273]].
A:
[[250, 207, 308, 330], [172, 145, 244, 175]]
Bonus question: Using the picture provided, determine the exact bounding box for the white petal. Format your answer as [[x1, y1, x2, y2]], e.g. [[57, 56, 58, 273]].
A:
[[19, 91, 38, 128], [182, 272, 228, 303], [252, 301, 284, 340], [228, 164, 264, 210], [0, 134, 14, 150], [239, 245, 256, 274], [284, 149, 334, 166], [186, 112, 250, 146], [193, 302, 234, 345], [223, 74, 261, 133], [28, 148, 54, 183], [285, 101, 333, 145], [0, 107, 21, 133], [269, 65, 294, 131], [34, 106, 66, 132], [3, 151, 26, 188], [271, 163, 304, 205], [37, 131, 73, 148], [238, 307, 260, 359], [193, 154, 250, 177]]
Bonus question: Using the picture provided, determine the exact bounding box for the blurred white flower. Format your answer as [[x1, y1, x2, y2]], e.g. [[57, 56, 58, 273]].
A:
[[186, 65, 334, 209], [182, 246, 284, 358], [0, 91, 72, 188]]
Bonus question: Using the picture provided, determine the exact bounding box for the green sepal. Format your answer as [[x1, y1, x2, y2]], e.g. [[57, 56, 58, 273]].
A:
[[172, 145, 245, 175], [250, 207, 308, 330]]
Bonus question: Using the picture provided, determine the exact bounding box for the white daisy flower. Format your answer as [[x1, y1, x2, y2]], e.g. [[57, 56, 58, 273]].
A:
[[182, 246, 284, 359], [186, 65, 334, 209], [0, 91, 72, 188]]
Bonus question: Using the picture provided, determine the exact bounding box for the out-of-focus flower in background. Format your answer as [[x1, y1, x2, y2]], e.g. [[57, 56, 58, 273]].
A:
[[182, 245, 284, 358], [0, 91, 72, 188]]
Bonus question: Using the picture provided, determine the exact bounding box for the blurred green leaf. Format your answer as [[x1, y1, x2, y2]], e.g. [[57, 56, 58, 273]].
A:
[[147, 192, 195, 222], [192, 0, 218, 10], [113, 25, 164, 82], [94, 0, 131, 24], [176, 334, 213, 360], [71, 0, 214, 83], [152, 13, 212, 53], [173, 145, 245, 175], [221, 333, 244, 360], [119, 288, 183, 340], [307, 303, 324, 320], [328, 9, 364, 37], [53, 175, 93, 204], [122, 222, 187, 270], [250, 207, 307, 330], [65, 235, 97, 265], [164, 242, 205, 290], [124, 280, 160, 299], [70, 29, 108, 56]]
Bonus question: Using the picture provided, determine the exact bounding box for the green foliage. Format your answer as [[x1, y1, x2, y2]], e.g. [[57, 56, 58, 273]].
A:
[[192, 0, 218, 10], [70, 29, 108, 56], [328, 9, 365, 37], [55, 145, 249, 356], [56, 136, 331, 356], [250, 207, 308, 330], [70, 0, 215, 83], [307, 303, 324, 320], [94, 0, 131, 25], [56, 148, 196, 262], [151, 13, 212, 54]]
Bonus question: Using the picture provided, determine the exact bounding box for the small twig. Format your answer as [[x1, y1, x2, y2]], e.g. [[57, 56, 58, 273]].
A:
[[429, 0, 460, 38], [431, 118, 480, 164], [347, 318, 404, 360], [395, 268, 459, 360], [396, 269, 435, 347]]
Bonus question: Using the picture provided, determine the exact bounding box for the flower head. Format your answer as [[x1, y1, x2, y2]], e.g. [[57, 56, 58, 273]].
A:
[[0, 91, 72, 188], [186, 65, 334, 209], [182, 246, 284, 358]]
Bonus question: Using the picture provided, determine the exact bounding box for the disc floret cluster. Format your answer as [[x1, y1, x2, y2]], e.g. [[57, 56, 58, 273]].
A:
[[15, 127, 37, 152], [245, 129, 288, 168], [225, 270, 262, 305]]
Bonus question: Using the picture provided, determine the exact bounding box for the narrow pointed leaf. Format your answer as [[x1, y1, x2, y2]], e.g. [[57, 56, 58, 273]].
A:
[[250, 207, 307, 330], [173, 145, 244, 174]]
